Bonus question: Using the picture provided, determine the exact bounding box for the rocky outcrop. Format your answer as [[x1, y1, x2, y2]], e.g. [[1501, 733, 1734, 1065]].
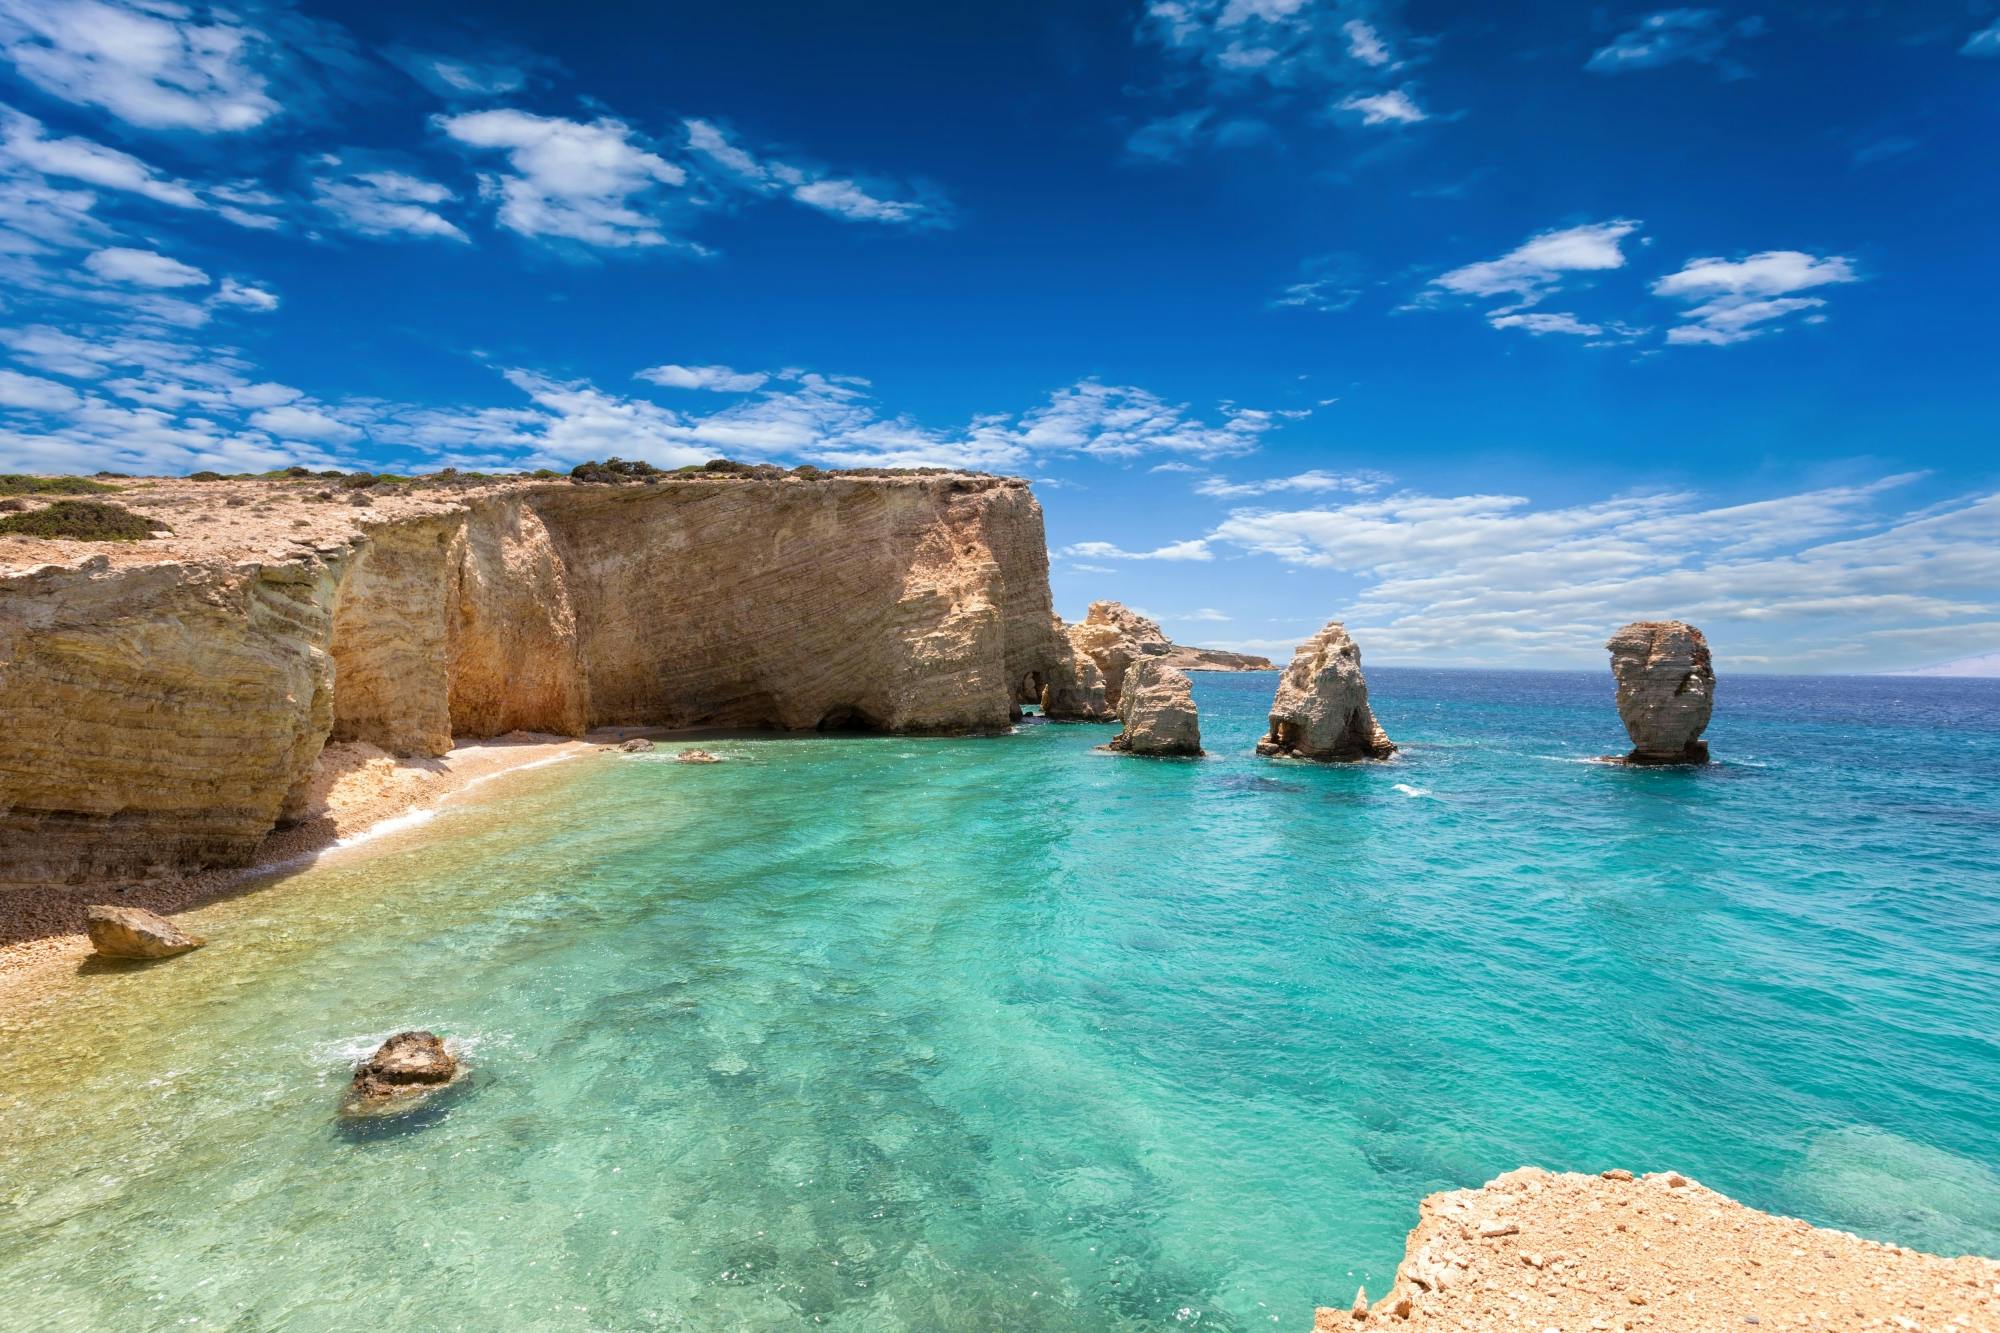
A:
[[617, 738, 654, 753], [675, 749, 720, 764], [0, 472, 1076, 883], [1038, 616, 1115, 721], [1107, 660, 1202, 757], [1607, 619, 1714, 764], [85, 904, 204, 959], [1256, 621, 1395, 761], [1314, 1167, 2000, 1330], [1066, 601, 1271, 710], [344, 1030, 462, 1114]]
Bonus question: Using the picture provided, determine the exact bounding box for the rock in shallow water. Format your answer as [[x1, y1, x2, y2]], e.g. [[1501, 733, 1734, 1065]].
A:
[[1107, 660, 1203, 757], [1256, 621, 1395, 762], [85, 904, 204, 959], [1607, 620, 1714, 764], [675, 749, 721, 764], [343, 1031, 462, 1114], [618, 738, 655, 753]]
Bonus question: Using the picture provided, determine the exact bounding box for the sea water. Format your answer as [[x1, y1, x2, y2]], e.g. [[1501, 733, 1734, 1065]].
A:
[[1, 669, 1996, 1330]]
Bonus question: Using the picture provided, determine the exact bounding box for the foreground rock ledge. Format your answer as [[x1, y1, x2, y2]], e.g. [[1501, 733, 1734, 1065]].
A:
[[85, 904, 204, 959], [1314, 1167, 2000, 1331], [1608, 619, 1715, 764]]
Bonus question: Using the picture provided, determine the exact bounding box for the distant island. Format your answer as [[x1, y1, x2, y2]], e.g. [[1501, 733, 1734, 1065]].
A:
[[1884, 651, 2000, 678]]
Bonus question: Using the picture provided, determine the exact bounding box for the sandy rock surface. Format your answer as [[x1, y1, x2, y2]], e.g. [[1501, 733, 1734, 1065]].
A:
[[1257, 620, 1396, 761], [1065, 600, 1270, 711], [1108, 660, 1203, 756], [84, 905, 203, 959], [1607, 620, 1716, 763], [1315, 1167, 2000, 1332]]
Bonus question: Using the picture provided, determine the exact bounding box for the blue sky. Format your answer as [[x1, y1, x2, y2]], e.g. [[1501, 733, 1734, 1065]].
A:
[[0, 0, 1995, 671]]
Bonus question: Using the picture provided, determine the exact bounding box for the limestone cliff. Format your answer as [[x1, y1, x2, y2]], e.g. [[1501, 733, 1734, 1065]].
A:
[[1607, 619, 1715, 764], [1256, 620, 1396, 762], [0, 472, 1072, 883], [1066, 600, 1271, 710]]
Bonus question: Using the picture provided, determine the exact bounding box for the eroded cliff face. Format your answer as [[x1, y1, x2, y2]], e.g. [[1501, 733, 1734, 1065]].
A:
[[1607, 619, 1715, 764], [1066, 599, 1271, 711], [0, 473, 1067, 883], [1256, 620, 1396, 762]]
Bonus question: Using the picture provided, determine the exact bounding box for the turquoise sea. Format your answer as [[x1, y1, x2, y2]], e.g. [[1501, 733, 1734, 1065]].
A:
[[3, 668, 1998, 1330]]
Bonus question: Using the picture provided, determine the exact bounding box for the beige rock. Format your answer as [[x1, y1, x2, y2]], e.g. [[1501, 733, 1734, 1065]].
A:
[[1107, 660, 1203, 757], [1607, 620, 1715, 763], [1316, 1167, 2000, 1331], [84, 904, 203, 959], [618, 738, 655, 752], [1256, 621, 1395, 761], [1066, 600, 1271, 710], [1, 472, 1075, 883], [675, 749, 721, 764], [343, 1030, 462, 1115], [1038, 616, 1115, 721]]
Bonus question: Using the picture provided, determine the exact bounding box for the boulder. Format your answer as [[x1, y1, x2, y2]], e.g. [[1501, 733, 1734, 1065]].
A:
[[1107, 660, 1203, 757], [1256, 621, 1396, 761], [1039, 618, 1115, 721], [618, 737, 654, 752], [676, 749, 721, 764], [344, 1030, 462, 1114], [1607, 620, 1714, 763], [84, 904, 204, 959]]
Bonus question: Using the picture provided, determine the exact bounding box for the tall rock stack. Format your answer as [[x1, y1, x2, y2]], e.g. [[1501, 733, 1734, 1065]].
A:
[[1256, 621, 1396, 762], [1107, 659, 1203, 757], [1607, 620, 1715, 764]]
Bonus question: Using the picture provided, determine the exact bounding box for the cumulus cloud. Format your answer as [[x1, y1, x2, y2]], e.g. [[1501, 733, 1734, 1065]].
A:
[[1432, 219, 1641, 311], [211, 276, 277, 311], [1201, 474, 1996, 668], [0, 0, 280, 131], [312, 160, 466, 241], [1338, 87, 1426, 126], [1652, 249, 1857, 345], [1586, 9, 1764, 77], [635, 363, 770, 393], [436, 109, 689, 249], [683, 117, 943, 227], [249, 402, 360, 442], [83, 245, 207, 287]]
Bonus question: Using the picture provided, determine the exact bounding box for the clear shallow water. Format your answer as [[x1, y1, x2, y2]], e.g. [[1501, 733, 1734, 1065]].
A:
[[3, 668, 1998, 1330]]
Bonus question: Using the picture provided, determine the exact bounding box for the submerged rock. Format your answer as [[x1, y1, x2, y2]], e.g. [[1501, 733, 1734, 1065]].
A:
[[618, 737, 655, 752], [1256, 621, 1395, 762], [1607, 620, 1714, 764], [1107, 660, 1203, 757], [343, 1030, 462, 1115], [675, 749, 721, 764], [85, 904, 204, 959]]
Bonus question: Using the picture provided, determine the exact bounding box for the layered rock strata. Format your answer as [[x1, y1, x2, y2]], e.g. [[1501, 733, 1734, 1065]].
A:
[[1037, 615, 1115, 721], [1314, 1167, 2000, 1329], [1257, 621, 1396, 761], [1107, 660, 1203, 757], [1607, 619, 1715, 764], [0, 472, 1074, 883], [1066, 600, 1271, 711]]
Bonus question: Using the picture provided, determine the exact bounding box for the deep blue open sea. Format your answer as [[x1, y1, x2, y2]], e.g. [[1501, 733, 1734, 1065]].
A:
[[2, 668, 1996, 1330]]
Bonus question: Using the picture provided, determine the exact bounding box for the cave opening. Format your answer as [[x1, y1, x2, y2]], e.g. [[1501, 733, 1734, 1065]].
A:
[[815, 704, 886, 733]]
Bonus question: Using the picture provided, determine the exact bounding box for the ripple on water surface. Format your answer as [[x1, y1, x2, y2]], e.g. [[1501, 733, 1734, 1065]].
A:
[[2, 670, 1998, 1330]]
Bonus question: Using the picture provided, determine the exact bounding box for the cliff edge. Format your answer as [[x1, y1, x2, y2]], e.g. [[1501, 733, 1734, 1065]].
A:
[[0, 470, 1071, 883]]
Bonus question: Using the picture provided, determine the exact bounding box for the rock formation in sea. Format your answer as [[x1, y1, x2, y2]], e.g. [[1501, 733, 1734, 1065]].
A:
[[1037, 616, 1116, 721], [344, 1030, 461, 1114], [1106, 660, 1203, 757], [1255, 621, 1396, 761], [84, 904, 204, 959], [617, 738, 655, 752], [675, 749, 721, 764], [0, 470, 1080, 883], [1607, 619, 1715, 764], [1312, 1167, 2000, 1329], [1065, 600, 1272, 711]]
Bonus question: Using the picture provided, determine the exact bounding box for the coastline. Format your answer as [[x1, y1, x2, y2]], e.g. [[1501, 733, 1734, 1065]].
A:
[[0, 731, 598, 1004]]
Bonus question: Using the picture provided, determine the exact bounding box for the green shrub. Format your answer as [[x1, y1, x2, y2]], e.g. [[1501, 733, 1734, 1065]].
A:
[[0, 499, 165, 541], [187, 470, 225, 482], [0, 474, 118, 496], [570, 457, 664, 484], [338, 472, 378, 489]]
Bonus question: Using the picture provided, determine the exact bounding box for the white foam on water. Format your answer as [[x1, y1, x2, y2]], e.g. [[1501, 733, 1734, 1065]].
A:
[[332, 805, 436, 849], [1392, 783, 1433, 798]]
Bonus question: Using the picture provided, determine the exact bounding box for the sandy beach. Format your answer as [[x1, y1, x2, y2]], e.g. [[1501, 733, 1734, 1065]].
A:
[[0, 731, 598, 1003]]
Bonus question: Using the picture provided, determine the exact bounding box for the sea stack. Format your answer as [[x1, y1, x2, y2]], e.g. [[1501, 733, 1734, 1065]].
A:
[[1107, 660, 1203, 757], [1607, 620, 1714, 764], [1065, 600, 1271, 711], [1256, 621, 1396, 761], [1039, 616, 1116, 721]]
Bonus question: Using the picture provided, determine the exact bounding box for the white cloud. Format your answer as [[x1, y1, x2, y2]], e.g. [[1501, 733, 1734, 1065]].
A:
[[635, 363, 769, 393], [1432, 219, 1641, 309], [1487, 310, 1602, 336], [1195, 468, 1392, 498], [1653, 249, 1858, 345], [249, 403, 360, 442], [1966, 19, 2000, 56], [1061, 538, 1215, 562], [1338, 87, 1426, 126], [683, 118, 941, 227], [1177, 607, 1233, 621], [0, 366, 81, 411], [0, 108, 197, 206], [437, 109, 688, 249], [1203, 475, 1997, 668], [83, 245, 207, 287], [1270, 275, 1360, 311], [1586, 9, 1763, 77], [1342, 19, 1391, 66], [212, 276, 277, 311], [313, 162, 466, 242], [1012, 381, 1274, 460], [0, 0, 280, 131]]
